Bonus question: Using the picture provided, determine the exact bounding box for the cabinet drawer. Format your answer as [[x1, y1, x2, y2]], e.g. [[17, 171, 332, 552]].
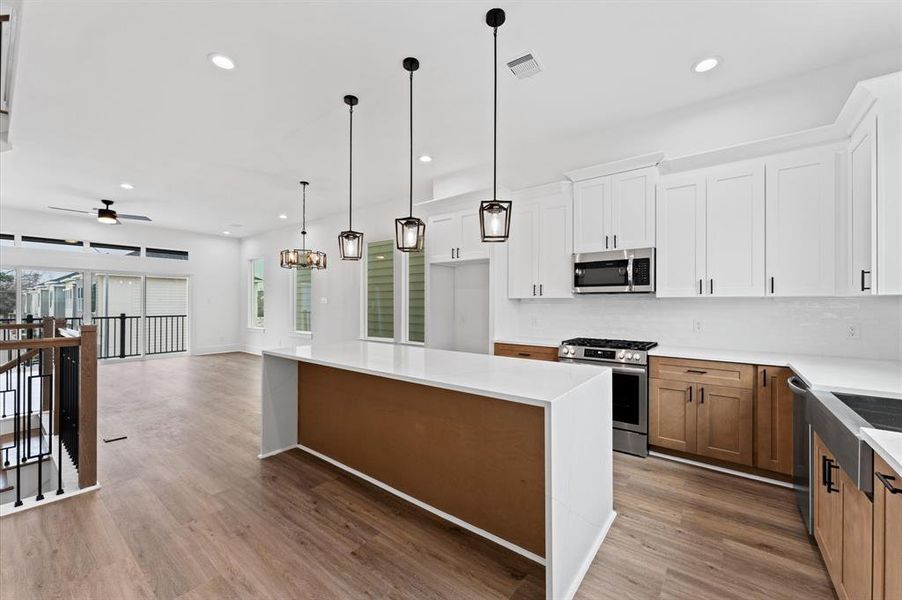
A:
[[650, 357, 754, 389], [493, 343, 559, 362]]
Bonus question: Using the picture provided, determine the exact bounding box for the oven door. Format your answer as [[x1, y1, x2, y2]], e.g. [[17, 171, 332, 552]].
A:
[[573, 255, 631, 293], [611, 364, 648, 434]]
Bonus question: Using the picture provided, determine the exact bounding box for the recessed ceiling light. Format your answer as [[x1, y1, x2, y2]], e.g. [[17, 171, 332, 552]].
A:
[[222, 231, 231, 235], [418, 155, 432, 163], [278, 214, 288, 220], [692, 57, 720, 73], [120, 182, 135, 190], [209, 53, 236, 70]]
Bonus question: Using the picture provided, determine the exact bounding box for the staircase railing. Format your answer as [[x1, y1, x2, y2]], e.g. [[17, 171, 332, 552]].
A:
[[0, 319, 97, 507]]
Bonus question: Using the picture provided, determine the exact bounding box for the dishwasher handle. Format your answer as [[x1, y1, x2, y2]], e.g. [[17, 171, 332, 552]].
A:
[[786, 376, 809, 396]]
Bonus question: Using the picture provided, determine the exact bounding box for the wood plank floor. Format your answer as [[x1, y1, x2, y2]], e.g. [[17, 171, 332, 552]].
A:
[[0, 353, 834, 599]]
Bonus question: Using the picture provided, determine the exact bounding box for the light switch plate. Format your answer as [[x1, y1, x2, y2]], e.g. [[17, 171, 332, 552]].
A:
[[847, 323, 860, 339]]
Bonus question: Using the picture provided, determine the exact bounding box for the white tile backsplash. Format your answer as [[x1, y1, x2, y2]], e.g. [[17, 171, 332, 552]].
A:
[[514, 295, 902, 360]]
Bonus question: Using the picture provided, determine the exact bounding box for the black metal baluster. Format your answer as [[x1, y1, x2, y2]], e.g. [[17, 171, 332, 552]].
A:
[[14, 348, 22, 507]]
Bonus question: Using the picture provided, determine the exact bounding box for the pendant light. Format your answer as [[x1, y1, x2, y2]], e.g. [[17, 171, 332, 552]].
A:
[[479, 7, 512, 243], [338, 94, 364, 260], [280, 181, 327, 270], [395, 57, 426, 252]]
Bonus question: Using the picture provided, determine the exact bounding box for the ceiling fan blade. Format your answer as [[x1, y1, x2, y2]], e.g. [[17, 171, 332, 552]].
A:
[[117, 214, 153, 222], [48, 206, 94, 215]]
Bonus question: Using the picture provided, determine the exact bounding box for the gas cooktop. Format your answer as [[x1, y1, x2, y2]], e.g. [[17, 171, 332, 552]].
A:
[[561, 338, 659, 351]]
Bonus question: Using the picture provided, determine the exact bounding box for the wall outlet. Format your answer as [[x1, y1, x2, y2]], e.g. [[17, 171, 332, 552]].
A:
[[693, 319, 703, 334], [847, 323, 860, 339], [320, 297, 328, 304]]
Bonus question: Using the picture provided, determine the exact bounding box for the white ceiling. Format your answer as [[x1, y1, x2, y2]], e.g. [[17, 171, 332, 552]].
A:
[[1, 0, 900, 237]]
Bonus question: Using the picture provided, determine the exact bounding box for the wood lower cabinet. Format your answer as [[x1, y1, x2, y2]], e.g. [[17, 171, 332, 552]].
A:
[[650, 357, 755, 468], [649, 379, 696, 453], [814, 433, 844, 585], [755, 366, 794, 475], [695, 384, 754, 466], [873, 453, 902, 600], [493, 343, 558, 362], [813, 432, 875, 600]]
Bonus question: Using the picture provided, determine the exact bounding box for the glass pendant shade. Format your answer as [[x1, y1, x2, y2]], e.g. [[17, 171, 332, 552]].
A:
[[479, 199, 511, 242], [338, 230, 363, 260], [395, 216, 425, 252]]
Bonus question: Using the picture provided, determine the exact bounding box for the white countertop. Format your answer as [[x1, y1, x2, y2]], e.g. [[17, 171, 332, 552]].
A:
[[860, 428, 902, 478], [264, 341, 608, 406], [651, 345, 902, 399]]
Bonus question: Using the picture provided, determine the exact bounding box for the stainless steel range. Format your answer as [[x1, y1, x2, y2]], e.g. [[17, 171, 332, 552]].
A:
[[558, 337, 657, 457]]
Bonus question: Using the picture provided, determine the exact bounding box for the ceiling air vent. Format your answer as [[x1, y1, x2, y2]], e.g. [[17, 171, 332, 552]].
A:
[[506, 53, 541, 80]]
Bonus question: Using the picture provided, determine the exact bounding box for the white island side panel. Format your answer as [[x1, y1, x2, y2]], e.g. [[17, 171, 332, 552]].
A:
[[260, 354, 299, 456]]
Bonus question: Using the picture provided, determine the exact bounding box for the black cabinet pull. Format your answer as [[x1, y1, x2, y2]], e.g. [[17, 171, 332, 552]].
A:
[[517, 352, 531, 357], [876, 472, 902, 494], [762, 369, 767, 387], [861, 269, 871, 291], [605, 235, 609, 249], [699, 387, 705, 404], [686, 369, 708, 374], [539, 284, 543, 296], [710, 279, 714, 294], [688, 386, 693, 403], [770, 276, 775, 294], [532, 284, 536, 297], [823, 457, 840, 493], [613, 234, 617, 248], [698, 279, 703, 295]]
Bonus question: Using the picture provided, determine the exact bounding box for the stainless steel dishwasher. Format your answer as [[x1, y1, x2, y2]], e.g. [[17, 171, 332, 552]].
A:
[[789, 376, 814, 534]]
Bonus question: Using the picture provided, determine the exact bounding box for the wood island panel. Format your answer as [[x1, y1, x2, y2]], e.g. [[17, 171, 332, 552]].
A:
[[297, 362, 546, 557]]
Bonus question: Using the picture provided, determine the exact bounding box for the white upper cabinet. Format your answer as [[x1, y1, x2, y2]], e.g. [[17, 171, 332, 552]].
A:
[[573, 176, 611, 253], [656, 173, 706, 297], [657, 161, 764, 298], [425, 210, 489, 264], [765, 148, 837, 297], [705, 161, 765, 297], [573, 166, 657, 253], [611, 168, 657, 250], [507, 184, 573, 299], [848, 108, 876, 295]]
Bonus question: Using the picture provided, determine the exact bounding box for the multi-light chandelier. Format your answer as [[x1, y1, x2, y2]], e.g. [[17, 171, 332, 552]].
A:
[[279, 181, 327, 270]]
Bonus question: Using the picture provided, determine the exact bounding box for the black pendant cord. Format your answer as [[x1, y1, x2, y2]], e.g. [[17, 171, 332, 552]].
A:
[[493, 25, 497, 202], [409, 69, 414, 217], [300, 182, 307, 246], [348, 104, 353, 231]]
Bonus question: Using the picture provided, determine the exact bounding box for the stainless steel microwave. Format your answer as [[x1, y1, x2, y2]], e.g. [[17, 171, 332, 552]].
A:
[[573, 248, 655, 294]]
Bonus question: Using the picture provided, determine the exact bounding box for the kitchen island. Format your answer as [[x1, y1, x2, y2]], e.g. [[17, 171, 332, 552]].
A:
[[260, 341, 614, 600]]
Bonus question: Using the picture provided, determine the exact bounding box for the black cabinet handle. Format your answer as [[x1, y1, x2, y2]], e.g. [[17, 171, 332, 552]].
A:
[[686, 369, 708, 374], [710, 279, 714, 295], [699, 387, 705, 404], [517, 352, 531, 357], [823, 456, 840, 493], [762, 369, 767, 387], [605, 235, 609, 249], [613, 234, 617, 248], [532, 284, 536, 297], [539, 284, 543, 296], [770, 276, 775, 294], [861, 269, 871, 291], [876, 472, 902, 494], [698, 279, 703, 295], [688, 386, 693, 403]]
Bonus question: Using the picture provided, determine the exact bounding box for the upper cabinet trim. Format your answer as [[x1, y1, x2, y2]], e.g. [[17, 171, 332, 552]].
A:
[[565, 152, 665, 182]]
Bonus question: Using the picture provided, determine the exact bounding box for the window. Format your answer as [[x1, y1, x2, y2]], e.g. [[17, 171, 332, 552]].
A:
[[0, 267, 15, 321], [250, 259, 265, 328], [294, 269, 312, 333], [407, 250, 425, 343], [146, 247, 189, 260], [365, 240, 394, 339], [90, 242, 140, 256], [20, 236, 84, 252], [19, 270, 84, 322]]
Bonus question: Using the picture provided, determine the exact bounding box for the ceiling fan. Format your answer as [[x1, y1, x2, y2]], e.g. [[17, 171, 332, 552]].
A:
[[49, 200, 152, 224]]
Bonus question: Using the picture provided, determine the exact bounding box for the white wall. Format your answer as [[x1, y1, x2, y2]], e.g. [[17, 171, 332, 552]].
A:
[[239, 198, 399, 353], [0, 206, 242, 354]]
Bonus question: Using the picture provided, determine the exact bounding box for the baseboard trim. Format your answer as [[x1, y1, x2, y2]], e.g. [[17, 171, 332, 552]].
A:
[[295, 443, 546, 566], [649, 451, 794, 489], [257, 445, 297, 459], [192, 344, 243, 356], [0, 483, 101, 517]]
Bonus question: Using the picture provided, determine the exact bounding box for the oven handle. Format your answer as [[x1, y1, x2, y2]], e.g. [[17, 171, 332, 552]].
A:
[[559, 359, 648, 375], [627, 255, 634, 291], [611, 364, 648, 375]]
